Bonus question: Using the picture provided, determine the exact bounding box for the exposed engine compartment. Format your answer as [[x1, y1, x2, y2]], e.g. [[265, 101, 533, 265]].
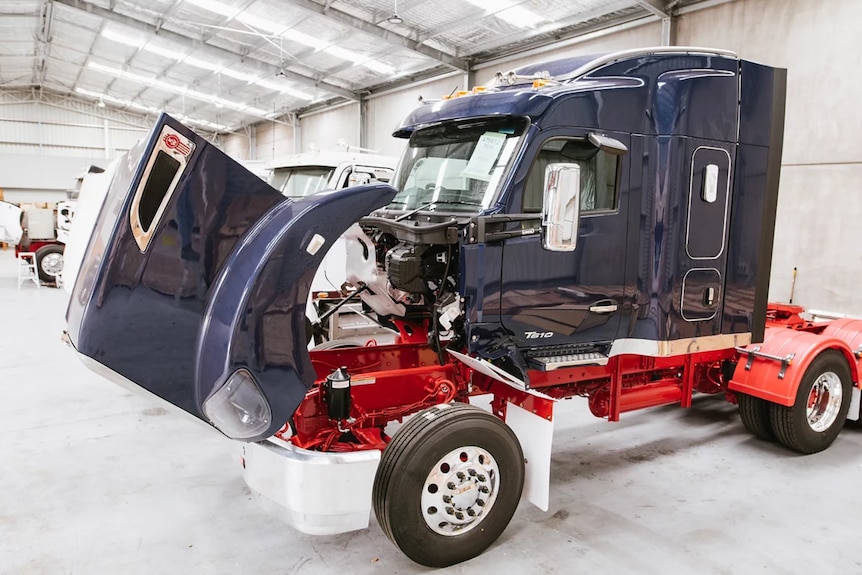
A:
[[344, 215, 465, 342]]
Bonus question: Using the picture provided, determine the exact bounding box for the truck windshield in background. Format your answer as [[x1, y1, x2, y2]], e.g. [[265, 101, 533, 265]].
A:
[[389, 116, 528, 213], [268, 166, 335, 198]]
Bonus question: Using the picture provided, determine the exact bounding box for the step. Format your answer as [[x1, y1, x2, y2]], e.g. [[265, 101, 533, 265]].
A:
[[530, 352, 609, 371]]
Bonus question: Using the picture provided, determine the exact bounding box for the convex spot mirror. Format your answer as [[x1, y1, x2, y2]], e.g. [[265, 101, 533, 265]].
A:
[[542, 163, 581, 252]]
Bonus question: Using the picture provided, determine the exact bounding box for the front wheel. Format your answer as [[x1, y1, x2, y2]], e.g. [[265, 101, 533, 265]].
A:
[[34, 244, 64, 283], [373, 403, 524, 567], [770, 350, 852, 454]]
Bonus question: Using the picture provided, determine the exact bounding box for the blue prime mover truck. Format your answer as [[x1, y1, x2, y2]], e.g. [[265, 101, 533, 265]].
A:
[[64, 47, 862, 567]]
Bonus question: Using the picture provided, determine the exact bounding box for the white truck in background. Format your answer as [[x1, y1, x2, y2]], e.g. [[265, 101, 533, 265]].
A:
[[266, 151, 399, 347]]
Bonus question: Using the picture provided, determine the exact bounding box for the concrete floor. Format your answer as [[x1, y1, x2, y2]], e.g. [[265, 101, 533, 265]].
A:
[[2, 247, 861, 575]]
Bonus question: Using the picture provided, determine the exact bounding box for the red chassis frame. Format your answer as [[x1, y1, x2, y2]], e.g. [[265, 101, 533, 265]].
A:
[[283, 328, 740, 453], [283, 304, 862, 453]]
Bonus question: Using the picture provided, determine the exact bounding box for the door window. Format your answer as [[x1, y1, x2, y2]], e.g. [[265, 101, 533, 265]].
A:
[[522, 139, 620, 214]]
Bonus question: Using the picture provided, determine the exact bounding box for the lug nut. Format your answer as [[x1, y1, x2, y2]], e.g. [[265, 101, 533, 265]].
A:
[[447, 482, 456, 490], [446, 507, 454, 515], [468, 468, 477, 476], [479, 486, 489, 494], [455, 512, 464, 520], [442, 495, 452, 504], [456, 472, 465, 480], [467, 509, 476, 517], [476, 499, 485, 507], [477, 474, 486, 482]]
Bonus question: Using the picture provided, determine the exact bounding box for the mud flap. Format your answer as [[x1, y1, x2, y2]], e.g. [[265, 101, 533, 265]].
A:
[[66, 114, 396, 441]]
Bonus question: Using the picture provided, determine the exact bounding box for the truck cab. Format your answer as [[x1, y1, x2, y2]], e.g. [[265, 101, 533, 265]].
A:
[[347, 46, 782, 384]]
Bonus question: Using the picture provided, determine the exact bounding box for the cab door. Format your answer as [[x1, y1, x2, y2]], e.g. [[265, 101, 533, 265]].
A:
[[498, 132, 630, 366]]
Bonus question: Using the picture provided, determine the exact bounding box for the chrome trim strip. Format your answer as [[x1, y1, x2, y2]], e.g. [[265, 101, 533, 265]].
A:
[[609, 332, 752, 357], [129, 125, 195, 253], [685, 145, 732, 260], [680, 267, 721, 322], [558, 46, 738, 82]]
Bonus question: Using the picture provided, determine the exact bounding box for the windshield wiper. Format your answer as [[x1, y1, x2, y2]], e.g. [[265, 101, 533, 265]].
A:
[[395, 201, 434, 221], [394, 199, 478, 222]]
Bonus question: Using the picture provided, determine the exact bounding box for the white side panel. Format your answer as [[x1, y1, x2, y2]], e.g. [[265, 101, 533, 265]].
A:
[[0, 202, 23, 244], [61, 162, 118, 293], [240, 440, 380, 535], [505, 402, 553, 512]]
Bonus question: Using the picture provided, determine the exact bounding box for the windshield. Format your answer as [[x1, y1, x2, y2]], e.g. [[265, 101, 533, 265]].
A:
[[390, 116, 528, 213], [268, 166, 335, 199]]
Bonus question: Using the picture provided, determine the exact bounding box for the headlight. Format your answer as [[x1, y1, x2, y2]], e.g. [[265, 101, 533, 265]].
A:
[[203, 369, 271, 440]]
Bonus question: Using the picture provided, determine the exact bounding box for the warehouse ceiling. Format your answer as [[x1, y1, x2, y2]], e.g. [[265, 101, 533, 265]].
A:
[[0, 0, 711, 133]]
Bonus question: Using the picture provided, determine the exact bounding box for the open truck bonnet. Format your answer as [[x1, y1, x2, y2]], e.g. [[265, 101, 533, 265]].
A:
[[65, 114, 395, 441]]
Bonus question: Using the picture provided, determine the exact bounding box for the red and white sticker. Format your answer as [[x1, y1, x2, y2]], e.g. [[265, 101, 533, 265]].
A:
[[163, 133, 191, 156]]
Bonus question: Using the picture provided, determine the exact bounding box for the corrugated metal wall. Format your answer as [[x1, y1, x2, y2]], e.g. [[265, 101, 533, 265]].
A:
[[0, 100, 150, 201], [299, 103, 360, 154], [0, 102, 149, 161]]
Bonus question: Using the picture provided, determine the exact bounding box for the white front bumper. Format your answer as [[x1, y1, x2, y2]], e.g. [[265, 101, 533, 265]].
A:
[[240, 439, 381, 535]]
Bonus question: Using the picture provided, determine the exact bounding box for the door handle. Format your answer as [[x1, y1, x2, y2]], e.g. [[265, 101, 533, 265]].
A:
[[589, 304, 618, 314]]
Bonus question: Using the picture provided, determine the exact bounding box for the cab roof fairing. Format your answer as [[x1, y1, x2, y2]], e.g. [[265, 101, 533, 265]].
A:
[[391, 76, 644, 138], [393, 47, 740, 138]]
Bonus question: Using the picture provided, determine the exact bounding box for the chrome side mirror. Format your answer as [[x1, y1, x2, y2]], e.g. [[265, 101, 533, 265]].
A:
[[542, 163, 581, 252]]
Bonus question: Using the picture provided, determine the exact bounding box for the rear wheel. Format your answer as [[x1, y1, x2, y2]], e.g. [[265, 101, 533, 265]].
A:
[[34, 244, 64, 283], [373, 403, 524, 567], [770, 350, 852, 454], [737, 393, 774, 441]]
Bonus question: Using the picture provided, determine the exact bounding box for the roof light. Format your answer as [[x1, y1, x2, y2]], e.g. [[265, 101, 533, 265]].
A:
[[285, 30, 394, 75], [254, 79, 315, 101], [101, 28, 146, 49], [74, 87, 232, 132], [87, 62, 264, 117], [464, 0, 545, 29], [236, 12, 286, 35], [183, 0, 240, 19]]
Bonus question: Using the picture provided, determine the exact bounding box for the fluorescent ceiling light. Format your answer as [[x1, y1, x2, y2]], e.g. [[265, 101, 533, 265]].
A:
[[101, 28, 146, 48], [87, 61, 269, 117], [254, 78, 314, 101], [287, 31, 395, 75], [75, 87, 233, 131], [184, 56, 224, 73], [183, 0, 240, 19], [236, 12, 286, 35], [184, 0, 394, 75], [464, 0, 545, 28]]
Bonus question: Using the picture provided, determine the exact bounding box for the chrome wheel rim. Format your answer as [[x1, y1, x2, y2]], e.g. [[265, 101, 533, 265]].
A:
[[421, 446, 500, 536], [41, 253, 63, 276], [806, 371, 843, 432]]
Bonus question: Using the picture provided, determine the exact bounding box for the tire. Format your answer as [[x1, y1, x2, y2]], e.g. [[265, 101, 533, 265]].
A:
[[373, 403, 524, 567], [770, 350, 852, 454], [34, 244, 64, 283], [738, 393, 774, 441]]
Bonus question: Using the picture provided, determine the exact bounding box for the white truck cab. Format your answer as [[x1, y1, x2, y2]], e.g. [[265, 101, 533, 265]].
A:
[[267, 152, 396, 199]]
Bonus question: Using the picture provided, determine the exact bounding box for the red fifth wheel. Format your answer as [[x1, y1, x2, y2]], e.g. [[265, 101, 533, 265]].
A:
[[373, 403, 525, 568]]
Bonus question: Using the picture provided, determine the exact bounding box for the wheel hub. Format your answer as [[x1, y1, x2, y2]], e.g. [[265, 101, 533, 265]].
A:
[[806, 371, 842, 432], [41, 253, 63, 276], [421, 446, 499, 536]]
